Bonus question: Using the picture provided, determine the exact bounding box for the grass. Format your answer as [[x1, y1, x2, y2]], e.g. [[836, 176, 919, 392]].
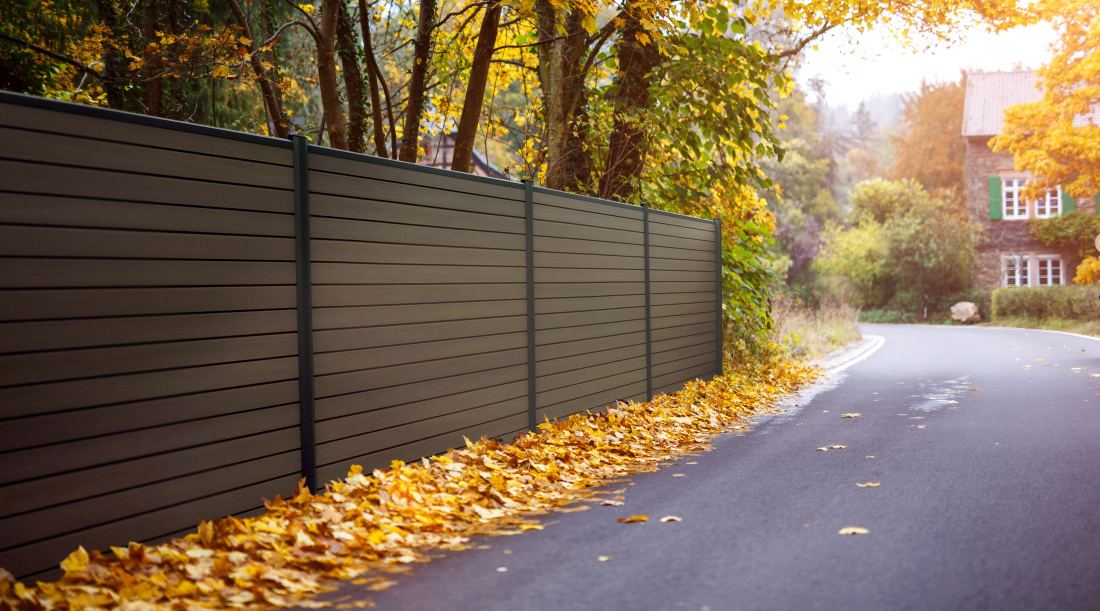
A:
[[986, 315, 1100, 338], [772, 294, 863, 360]]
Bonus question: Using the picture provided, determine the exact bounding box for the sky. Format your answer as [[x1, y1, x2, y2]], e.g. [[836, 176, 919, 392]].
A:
[[797, 22, 1059, 110]]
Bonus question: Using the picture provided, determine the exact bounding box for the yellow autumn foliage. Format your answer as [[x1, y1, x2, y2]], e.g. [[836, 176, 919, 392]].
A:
[[1074, 256, 1100, 285], [1, 357, 816, 611]]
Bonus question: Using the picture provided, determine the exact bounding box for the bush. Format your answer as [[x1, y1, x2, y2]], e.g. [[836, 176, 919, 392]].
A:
[[992, 286, 1100, 320], [859, 309, 917, 323], [1030, 211, 1100, 259]]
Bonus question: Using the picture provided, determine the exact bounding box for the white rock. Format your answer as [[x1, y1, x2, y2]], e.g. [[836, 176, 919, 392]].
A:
[[950, 301, 980, 324]]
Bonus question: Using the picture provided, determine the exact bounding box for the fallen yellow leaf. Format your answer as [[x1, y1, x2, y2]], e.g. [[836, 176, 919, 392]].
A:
[[672, 474, 685, 477], [829, 444, 847, 449], [659, 516, 682, 522], [598, 555, 612, 562], [600, 500, 625, 506], [856, 482, 880, 488], [967, 388, 981, 391], [617, 515, 648, 524], [841, 413, 861, 418], [838, 526, 870, 535], [816, 447, 829, 451], [59, 547, 89, 573]]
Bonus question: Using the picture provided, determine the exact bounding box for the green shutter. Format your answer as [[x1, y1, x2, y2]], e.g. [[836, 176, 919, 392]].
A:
[[1062, 189, 1075, 214], [988, 177, 1003, 220]]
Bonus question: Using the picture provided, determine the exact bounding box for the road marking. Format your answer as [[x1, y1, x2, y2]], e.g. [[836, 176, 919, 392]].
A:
[[828, 335, 886, 374]]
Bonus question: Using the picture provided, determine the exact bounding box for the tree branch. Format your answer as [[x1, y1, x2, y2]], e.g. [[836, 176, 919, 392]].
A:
[[0, 32, 101, 81], [773, 23, 835, 59]]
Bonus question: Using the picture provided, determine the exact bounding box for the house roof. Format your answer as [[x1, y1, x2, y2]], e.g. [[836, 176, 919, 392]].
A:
[[961, 70, 1041, 137]]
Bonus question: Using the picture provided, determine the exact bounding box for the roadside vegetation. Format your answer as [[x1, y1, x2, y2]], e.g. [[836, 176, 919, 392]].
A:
[[770, 294, 862, 360]]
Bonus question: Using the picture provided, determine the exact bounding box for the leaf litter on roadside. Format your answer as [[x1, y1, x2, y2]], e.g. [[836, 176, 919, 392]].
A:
[[1, 357, 816, 611]]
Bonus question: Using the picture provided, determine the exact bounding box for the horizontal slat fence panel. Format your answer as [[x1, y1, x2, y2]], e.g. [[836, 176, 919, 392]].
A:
[[0, 94, 300, 581], [307, 149, 529, 483], [0, 92, 724, 582]]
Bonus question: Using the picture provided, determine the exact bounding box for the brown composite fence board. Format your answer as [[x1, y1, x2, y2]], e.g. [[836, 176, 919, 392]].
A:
[[537, 268, 646, 284], [650, 269, 716, 283], [534, 235, 642, 257], [0, 333, 297, 387], [537, 344, 648, 377], [536, 379, 649, 422], [1, 193, 295, 237], [534, 203, 643, 233], [0, 259, 294, 288], [316, 398, 527, 466], [0, 127, 292, 189], [651, 291, 715, 306], [652, 332, 718, 354], [534, 282, 647, 299], [650, 280, 716, 294], [0, 310, 297, 354], [312, 240, 522, 267], [0, 427, 299, 520], [311, 193, 525, 234], [0, 103, 293, 166], [534, 307, 647, 331], [0, 225, 294, 261], [650, 233, 714, 252], [648, 221, 716, 242], [2, 403, 300, 486], [536, 366, 648, 408], [536, 320, 647, 345], [0, 286, 296, 322], [316, 383, 528, 443], [309, 151, 524, 203], [313, 348, 528, 399], [314, 316, 527, 353], [650, 257, 717, 272], [653, 301, 718, 318], [653, 343, 715, 368], [315, 412, 530, 485], [0, 160, 294, 214], [654, 361, 717, 390], [535, 219, 644, 245], [536, 354, 646, 391], [313, 283, 525, 307], [314, 365, 528, 422], [532, 188, 643, 220], [0, 381, 299, 454], [534, 252, 645, 270], [1, 474, 301, 585], [311, 216, 526, 250], [653, 353, 716, 379], [536, 332, 647, 362], [1, 452, 300, 551], [312, 301, 527, 329], [309, 171, 523, 219], [650, 312, 715, 330], [314, 332, 529, 377], [649, 245, 715, 261], [0, 357, 298, 419], [313, 262, 526, 285], [535, 295, 647, 314], [652, 321, 716, 342]]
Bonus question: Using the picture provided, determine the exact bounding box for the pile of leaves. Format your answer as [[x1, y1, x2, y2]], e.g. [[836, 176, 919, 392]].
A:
[[1, 357, 816, 611]]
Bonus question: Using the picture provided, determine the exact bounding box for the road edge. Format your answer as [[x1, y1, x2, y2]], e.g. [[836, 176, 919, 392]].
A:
[[814, 334, 886, 374]]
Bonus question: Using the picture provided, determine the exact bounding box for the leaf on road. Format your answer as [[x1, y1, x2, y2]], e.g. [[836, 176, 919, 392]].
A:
[[841, 413, 861, 418], [918, 425, 927, 429], [967, 388, 981, 391], [617, 515, 648, 524], [817, 447, 829, 451], [660, 516, 682, 522], [838, 527, 870, 535], [598, 556, 612, 562], [866, 455, 875, 458], [1091, 374, 1100, 377], [672, 474, 685, 477], [1036, 359, 1045, 362], [828, 445, 847, 449], [856, 482, 880, 488], [600, 500, 625, 506]]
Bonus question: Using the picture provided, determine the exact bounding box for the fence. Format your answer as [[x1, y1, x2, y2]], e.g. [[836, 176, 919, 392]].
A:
[[0, 91, 722, 581]]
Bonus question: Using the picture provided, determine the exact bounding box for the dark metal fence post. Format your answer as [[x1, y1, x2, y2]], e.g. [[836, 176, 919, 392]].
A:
[[714, 218, 723, 377], [643, 204, 653, 401], [524, 180, 537, 431], [291, 135, 317, 492]]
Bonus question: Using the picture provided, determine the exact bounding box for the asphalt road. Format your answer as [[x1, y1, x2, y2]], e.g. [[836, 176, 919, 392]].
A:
[[317, 324, 1100, 610]]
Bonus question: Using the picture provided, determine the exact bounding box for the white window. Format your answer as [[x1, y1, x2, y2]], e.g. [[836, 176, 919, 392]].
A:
[[1003, 178, 1028, 219], [1004, 255, 1030, 287], [1034, 186, 1062, 218], [1036, 256, 1063, 286], [1002, 178, 1062, 219]]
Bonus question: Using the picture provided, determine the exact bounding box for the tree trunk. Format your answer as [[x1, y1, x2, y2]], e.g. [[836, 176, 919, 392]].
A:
[[167, 0, 183, 119], [336, 0, 366, 153], [398, 0, 437, 162], [560, 86, 593, 194], [142, 0, 162, 117], [597, 7, 660, 203], [357, 0, 388, 157], [451, 0, 502, 173], [227, 0, 289, 138], [95, 0, 126, 110], [317, 0, 350, 150]]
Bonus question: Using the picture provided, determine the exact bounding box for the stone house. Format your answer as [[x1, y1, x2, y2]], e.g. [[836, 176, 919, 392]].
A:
[[962, 70, 1096, 289]]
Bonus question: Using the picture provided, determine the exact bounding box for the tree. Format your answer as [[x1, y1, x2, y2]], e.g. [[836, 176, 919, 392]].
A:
[[892, 75, 966, 192], [993, 0, 1100, 201]]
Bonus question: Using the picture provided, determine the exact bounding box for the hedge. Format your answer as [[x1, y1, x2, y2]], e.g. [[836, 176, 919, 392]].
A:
[[991, 285, 1100, 320]]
